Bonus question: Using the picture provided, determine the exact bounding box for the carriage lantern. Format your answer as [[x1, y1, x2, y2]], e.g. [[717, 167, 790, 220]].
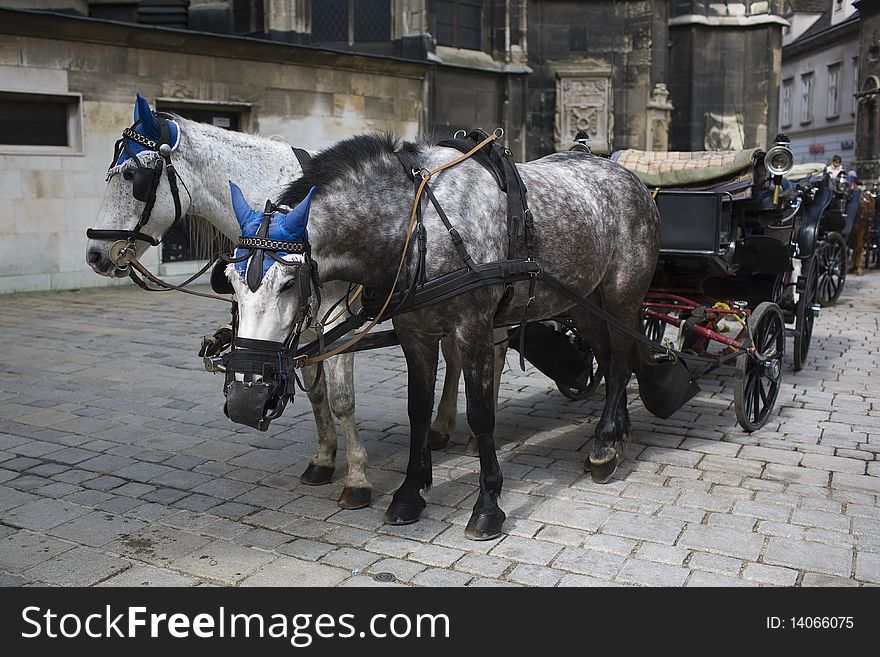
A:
[[764, 134, 793, 206]]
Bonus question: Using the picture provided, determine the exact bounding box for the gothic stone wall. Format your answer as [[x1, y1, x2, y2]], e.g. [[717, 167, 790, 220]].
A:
[[668, 24, 782, 151], [525, 0, 667, 159], [855, 6, 880, 182]]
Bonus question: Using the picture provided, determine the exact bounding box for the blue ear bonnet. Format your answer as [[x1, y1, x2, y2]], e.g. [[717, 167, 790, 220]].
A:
[[116, 93, 180, 165], [229, 181, 316, 281]]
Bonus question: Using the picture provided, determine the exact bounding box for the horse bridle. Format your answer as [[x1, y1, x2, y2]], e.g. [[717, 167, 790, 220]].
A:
[[86, 114, 185, 266], [217, 201, 323, 431]]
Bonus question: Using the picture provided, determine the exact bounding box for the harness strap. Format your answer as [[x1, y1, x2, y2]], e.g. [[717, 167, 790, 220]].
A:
[[85, 229, 159, 246], [422, 182, 479, 272], [127, 257, 233, 303], [246, 211, 272, 293], [298, 132, 499, 367]]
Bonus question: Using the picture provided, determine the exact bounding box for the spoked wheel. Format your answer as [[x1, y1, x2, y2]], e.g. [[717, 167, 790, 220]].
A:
[[734, 302, 785, 432], [793, 256, 818, 372], [555, 335, 604, 401], [816, 232, 847, 306], [644, 314, 667, 344]]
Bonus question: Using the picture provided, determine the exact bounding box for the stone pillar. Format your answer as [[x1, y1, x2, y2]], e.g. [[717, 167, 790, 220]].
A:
[[264, 0, 309, 39], [855, 1, 880, 183], [645, 82, 673, 151]]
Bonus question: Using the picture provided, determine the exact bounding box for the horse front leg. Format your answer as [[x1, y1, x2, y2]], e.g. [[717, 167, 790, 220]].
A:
[[299, 363, 338, 486], [462, 329, 507, 455], [456, 321, 506, 540], [324, 352, 371, 509], [384, 322, 439, 525], [429, 336, 460, 450]]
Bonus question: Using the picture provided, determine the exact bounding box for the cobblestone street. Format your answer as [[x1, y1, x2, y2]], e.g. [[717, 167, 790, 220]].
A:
[[0, 270, 878, 588]]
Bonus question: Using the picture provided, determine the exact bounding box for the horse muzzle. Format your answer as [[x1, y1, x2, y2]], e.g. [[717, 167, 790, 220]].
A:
[[224, 380, 279, 431], [221, 337, 296, 431]]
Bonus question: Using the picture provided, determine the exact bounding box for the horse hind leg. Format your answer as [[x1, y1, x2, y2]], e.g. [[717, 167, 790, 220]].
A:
[[570, 301, 636, 484], [434, 331, 507, 456], [324, 353, 372, 509], [299, 363, 338, 486], [429, 336, 460, 450]]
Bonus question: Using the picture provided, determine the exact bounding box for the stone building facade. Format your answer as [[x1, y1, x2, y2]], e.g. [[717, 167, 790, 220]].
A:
[[854, 0, 880, 183], [1, 0, 793, 293], [0, 5, 428, 293], [525, 0, 672, 158], [779, 1, 860, 168]]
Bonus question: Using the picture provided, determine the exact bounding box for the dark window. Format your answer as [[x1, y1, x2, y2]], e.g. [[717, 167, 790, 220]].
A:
[[312, 0, 391, 44], [137, 0, 189, 28], [232, 0, 265, 35], [88, 3, 138, 23], [155, 105, 242, 263], [0, 93, 75, 147], [354, 0, 391, 41], [313, 0, 352, 42], [434, 0, 483, 51]]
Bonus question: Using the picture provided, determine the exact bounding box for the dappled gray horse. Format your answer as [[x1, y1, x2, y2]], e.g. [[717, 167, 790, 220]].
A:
[[220, 134, 660, 539]]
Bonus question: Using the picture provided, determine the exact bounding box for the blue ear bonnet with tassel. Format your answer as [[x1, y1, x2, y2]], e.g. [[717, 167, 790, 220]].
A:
[[229, 181, 316, 281], [116, 93, 180, 165]]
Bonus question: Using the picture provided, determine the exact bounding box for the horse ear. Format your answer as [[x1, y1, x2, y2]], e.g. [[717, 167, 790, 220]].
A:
[[133, 92, 160, 136], [281, 186, 316, 239], [229, 181, 256, 229]]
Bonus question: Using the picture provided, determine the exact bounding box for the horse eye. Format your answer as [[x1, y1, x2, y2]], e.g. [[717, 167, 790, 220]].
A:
[[280, 278, 297, 291], [122, 170, 134, 181]]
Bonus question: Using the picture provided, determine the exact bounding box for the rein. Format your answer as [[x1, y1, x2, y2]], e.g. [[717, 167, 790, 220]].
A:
[[295, 130, 500, 367]]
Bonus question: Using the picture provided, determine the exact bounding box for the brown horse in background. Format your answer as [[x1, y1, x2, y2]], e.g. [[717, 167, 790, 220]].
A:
[[850, 190, 875, 276]]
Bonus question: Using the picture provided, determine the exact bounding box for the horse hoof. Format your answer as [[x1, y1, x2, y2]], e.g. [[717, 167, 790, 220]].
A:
[[429, 429, 450, 450], [300, 463, 334, 486], [464, 435, 479, 455], [383, 496, 426, 525], [338, 487, 371, 510], [587, 448, 619, 484], [464, 509, 506, 541]]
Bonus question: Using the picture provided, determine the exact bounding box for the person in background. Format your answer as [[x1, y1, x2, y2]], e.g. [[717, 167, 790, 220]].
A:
[[826, 154, 844, 180]]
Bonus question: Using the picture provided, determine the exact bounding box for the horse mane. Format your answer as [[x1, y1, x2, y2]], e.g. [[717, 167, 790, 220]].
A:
[[278, 133, 421, 206], [184, 213, 234, 261]]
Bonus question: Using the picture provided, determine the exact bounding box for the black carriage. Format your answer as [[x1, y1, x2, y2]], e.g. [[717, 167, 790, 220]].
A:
[[786, 164, 853, 306], [612, 137, 824, 431]]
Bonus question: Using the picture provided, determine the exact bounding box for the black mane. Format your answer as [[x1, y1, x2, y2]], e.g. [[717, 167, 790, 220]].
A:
[[279, 133, 420, 206]]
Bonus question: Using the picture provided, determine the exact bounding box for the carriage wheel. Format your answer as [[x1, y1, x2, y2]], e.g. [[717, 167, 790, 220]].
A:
[[644, 314, 667, 344], [816, 232, 847, 306], [556, 338, 604, 401], [734, 302, 784, 432], [793, 257, 818, 372]]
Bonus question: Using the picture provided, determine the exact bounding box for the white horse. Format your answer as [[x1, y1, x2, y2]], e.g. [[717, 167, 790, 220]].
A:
[[85, 94, 476, 509]]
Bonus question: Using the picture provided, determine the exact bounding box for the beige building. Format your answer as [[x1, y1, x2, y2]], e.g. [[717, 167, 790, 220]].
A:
[[0, 5, 428, 294]]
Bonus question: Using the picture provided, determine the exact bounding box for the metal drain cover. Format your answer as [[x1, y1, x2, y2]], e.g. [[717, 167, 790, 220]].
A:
[[373, 572, 397, 583]]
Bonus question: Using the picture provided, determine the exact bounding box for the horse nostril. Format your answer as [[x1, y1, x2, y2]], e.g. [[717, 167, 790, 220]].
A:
[[87, 249, 102, 266]]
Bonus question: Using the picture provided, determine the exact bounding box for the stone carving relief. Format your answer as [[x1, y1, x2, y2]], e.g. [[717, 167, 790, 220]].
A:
[[555, 75, 612, 153], [704, 111, 745, 151]]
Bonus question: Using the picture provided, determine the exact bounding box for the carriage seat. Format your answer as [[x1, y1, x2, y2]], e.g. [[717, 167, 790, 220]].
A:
[[611, 148, 762, 200]]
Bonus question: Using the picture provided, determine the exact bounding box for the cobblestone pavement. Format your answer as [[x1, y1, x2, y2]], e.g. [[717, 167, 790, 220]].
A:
[[0, 270, 878, 588]]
